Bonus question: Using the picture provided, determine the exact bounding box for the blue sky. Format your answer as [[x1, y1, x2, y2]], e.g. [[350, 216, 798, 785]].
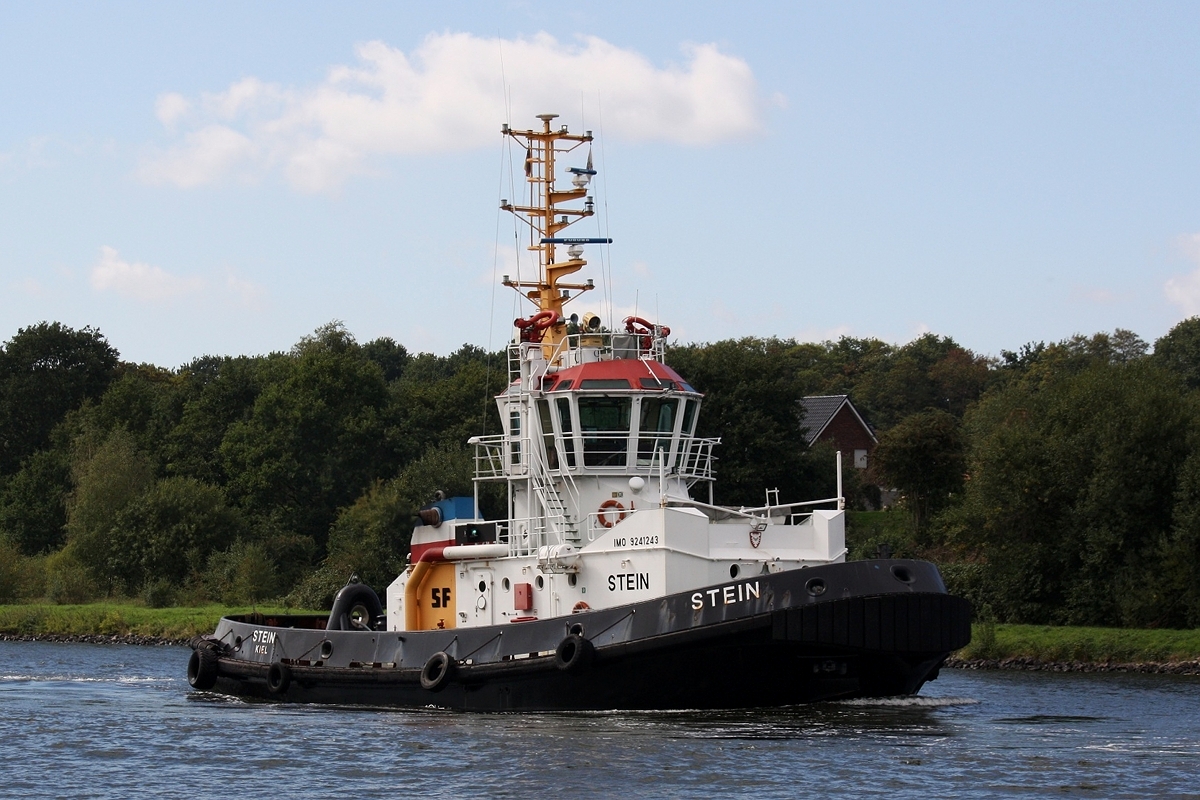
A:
[[2, 1, 1199, 367]]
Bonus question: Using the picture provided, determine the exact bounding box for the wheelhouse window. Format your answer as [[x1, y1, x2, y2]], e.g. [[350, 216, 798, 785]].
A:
[[681, 398, 698, 436], [537, 399, 561, 470], [509, 410, 522, 465], [556, 397, 576, 467], [637, 397, 678, 467], [577, 396, 632, 467]]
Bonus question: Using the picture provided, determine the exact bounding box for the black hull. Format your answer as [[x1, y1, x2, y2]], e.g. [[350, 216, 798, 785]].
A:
[[191, 560, 972, 711]]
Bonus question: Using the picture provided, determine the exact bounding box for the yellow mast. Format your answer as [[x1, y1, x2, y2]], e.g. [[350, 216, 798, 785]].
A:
[[501, 114, 604, 350]]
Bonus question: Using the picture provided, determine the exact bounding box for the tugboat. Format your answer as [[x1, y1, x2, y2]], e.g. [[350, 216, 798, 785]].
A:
[[187, 114, 971, 710]]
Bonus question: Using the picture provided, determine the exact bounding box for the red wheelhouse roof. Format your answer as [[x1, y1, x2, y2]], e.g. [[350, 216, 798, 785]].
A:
[[543, 359, 698, 393]]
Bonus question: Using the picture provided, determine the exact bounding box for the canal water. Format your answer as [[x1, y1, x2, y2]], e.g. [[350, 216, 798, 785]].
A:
[[1, 640, 1198, 798]]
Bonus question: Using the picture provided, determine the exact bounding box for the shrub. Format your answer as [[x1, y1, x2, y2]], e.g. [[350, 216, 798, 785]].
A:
[[45, 545, 97, 604], [203, 540, 278, 605], [141, 577, 176, 608]]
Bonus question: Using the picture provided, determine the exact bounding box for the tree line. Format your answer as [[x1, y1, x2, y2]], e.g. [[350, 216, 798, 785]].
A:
[[1, 317, 1199, 628]]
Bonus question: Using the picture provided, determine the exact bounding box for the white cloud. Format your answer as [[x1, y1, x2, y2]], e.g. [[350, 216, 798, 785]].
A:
[[15, 278, 44, 296], [794, 324, 853, 343], [91, 247, 269, 308], [1072, 285, 1117, 305], [139, 32, 769, 192], [1179, 233, 1200, 263], [91, 246, 204, 302], [906, 322, 933, 341], [1164, 233, 1200, 316], [0, 137, 55, 172], [155, 92, 192, 130], [1166, 271, 1200, 316], [139, 126, 258, 188], [224, 271, 267, 308]]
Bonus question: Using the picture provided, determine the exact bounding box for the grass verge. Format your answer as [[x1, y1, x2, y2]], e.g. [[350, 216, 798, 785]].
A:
[[0, 603, 321, 641], [4, 605, 1199, 665], [957, 622, 1200, 664]]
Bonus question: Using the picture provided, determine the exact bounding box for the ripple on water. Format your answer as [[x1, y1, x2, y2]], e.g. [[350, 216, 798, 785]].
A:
[[3, 641, 1200, 799]]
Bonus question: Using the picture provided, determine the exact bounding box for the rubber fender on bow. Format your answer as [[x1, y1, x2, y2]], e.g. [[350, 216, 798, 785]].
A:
[[326, 581, 384, 631], [420, 652, 456, 692], [187, 647, 219, 691], [266, 662, 292, 695], [554, 634, 595, 673]]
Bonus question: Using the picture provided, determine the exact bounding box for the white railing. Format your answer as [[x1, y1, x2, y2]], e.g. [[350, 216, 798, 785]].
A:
[[498, 516, 552, 557], [506, 331, 668, 383], [472, 432, 718, 483]]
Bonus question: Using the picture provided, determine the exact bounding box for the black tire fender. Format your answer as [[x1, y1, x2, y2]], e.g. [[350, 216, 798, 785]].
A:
[[554, 634, 594, 673], [266, 662, 292, 695], [420, 651, 456, 692], [326, 581, 384, 631], [187, 647, 219, 691]]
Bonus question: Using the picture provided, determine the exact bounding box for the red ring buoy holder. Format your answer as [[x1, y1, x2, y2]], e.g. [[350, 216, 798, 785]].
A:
[[598, 499, 626, 528], [622, 316, 670, 352], [515, 310, 561, 343]]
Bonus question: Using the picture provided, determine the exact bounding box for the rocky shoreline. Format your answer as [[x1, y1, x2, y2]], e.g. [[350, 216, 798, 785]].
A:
[[0, 633, 190, 647], [944, 655, 1200, 675], [4, 633, 1200, 674]]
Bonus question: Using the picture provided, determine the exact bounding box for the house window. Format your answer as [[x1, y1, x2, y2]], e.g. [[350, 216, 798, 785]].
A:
[[854, 449, 868, 469]]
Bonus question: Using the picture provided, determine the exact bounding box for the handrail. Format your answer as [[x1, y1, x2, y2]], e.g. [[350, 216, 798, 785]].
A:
[[471, 432, 717, 481]]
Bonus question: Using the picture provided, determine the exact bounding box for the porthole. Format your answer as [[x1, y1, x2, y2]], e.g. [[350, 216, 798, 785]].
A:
[[567, 573, 577, 587], [502, 577, 511, 591], [535, 575, 545, 590], [478, 579, 487, 593], [805, 578, 827, 597], [729, 564, 740, 579]]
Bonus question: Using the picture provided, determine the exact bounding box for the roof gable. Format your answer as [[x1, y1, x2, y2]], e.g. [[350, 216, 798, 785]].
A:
[[799, 395, 877, 445]]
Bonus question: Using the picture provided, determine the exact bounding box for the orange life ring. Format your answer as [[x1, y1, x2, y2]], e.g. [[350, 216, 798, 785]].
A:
[[572, 601, 591, 613], [530, 310, 559, 330], [597, 499, 626, 528]]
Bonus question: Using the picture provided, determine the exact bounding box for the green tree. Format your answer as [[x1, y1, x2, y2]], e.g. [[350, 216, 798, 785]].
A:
[[669, 338, 816, 505], [391, 346, 505, 460], [1154, 316, 1200, 390], [869, 409, 965, 536], [64, 428, 155, 593], [202, 539, 279, 604], [0, 322, 119, 475], [322, 445, 477, 593], [0, 449, 71, 553], [1160, 443, 1200, 626], [955, 360, 1193, 625], [220, 323, 397, 549], [113, 477, 246, 589], [164, 354, 277, 484]]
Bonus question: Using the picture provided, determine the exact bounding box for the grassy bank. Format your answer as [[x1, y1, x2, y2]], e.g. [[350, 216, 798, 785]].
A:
[[0, 603, 318, 641], [957, 622, 1200, 664], [4, 605, 1200, 665]]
